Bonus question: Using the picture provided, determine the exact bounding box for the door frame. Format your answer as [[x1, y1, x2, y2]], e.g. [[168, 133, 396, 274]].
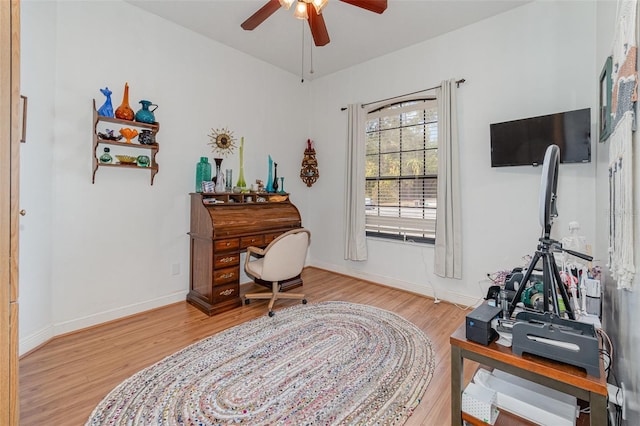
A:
[[1, 0, 21, 423]]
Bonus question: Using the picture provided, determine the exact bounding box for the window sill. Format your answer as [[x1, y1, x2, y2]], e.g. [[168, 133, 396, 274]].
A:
[[366, 233, 435, 246]]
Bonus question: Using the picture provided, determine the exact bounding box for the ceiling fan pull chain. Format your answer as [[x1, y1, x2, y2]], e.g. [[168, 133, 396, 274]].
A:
[[301, 21, 305, 83], [310, 32, 314, 75]]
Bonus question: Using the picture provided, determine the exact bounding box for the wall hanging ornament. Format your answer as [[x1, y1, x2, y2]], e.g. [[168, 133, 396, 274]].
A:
[[300, 139, 319, 187], [115, 82, 134, 121], [208, 127, 237, 157]]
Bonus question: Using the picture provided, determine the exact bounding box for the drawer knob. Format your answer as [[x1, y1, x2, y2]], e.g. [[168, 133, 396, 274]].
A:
[[220, 288, 235, 296], [220, 273, 234, 279], [220, 257, 235, 263], [225, 242, 231, 247]]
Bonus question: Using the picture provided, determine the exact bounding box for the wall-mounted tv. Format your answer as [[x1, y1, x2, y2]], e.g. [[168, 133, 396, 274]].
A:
[[490, 108, 591, 167]]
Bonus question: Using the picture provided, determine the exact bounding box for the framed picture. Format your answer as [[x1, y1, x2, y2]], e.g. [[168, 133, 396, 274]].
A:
[[599, 56, 613, 142]]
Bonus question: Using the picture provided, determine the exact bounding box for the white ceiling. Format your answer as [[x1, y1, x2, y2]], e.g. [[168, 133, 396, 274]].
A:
[[127, 0, 530, 80]]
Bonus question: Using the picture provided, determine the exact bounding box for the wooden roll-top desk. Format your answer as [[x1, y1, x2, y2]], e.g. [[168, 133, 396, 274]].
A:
[[188, 192, 302, 316]]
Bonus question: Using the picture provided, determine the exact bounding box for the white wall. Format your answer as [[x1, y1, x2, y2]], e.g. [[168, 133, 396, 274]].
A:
[[307, 1, 597, 305], [595, 0, 640, 423], [19, 0, 310, 353], [19, 0, 56, 353]]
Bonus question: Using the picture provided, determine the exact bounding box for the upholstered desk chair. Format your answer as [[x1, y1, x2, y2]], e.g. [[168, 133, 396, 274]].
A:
[[244, 228, 310, 317]]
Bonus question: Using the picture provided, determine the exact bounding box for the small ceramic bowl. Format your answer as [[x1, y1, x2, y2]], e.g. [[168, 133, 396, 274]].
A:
[[115, 155, 137, 164]]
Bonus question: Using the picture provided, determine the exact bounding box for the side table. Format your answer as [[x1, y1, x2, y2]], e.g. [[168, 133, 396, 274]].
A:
[[450, 322, 607, 425]]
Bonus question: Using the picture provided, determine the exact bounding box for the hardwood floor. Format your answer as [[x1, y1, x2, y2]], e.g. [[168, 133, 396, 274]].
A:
[[19, 267, 474, 425]]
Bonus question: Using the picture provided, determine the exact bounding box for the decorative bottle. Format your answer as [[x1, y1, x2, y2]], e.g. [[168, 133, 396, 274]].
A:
[[115, 82, 134, 121], [272, 162, 279, 192], [236, 137, 246, 189], [266, 155, 274, 193], [99, 147, 112, 164], [214, 158, 225, 193], [195, 157, 211, 193], [138, 129, 155, 145], [225, 169, 232, 192], [136, 155, 150, 167], [135, 100, 158, 124]]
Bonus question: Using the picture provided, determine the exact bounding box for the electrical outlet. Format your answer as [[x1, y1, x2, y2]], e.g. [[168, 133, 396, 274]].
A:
[[171, 263, 181, 276]]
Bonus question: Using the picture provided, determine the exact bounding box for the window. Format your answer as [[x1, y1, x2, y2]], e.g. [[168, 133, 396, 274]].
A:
[[365, 98, 437, 243]]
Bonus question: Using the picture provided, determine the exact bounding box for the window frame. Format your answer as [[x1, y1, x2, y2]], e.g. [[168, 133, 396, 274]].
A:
[[364, 97, 438, 244]]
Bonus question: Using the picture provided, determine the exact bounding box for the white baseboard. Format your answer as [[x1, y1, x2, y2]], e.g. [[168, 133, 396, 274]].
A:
[[52, 290, 189, 337], [20, 264, 481, 356], [309, 260, 482, 308], [19, 324, 55, 356]]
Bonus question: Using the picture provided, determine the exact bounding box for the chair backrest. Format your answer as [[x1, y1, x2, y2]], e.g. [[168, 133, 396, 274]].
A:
[[260, 228, 310, 282]]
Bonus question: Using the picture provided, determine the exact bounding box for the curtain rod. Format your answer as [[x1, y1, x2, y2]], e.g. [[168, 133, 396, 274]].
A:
[[340, 78, 466, 111]]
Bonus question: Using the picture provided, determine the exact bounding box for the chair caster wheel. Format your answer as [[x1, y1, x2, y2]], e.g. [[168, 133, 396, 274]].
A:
[[244, 299, 251, 305], [268, 311, 275, 317], [302, 299, 307, 304]]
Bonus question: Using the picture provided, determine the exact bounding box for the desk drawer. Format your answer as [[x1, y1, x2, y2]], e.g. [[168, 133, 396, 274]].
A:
[[213, 266, 239, 285], [214, 238, 239, 252], [214, 253, 240, 268], [212, 282, 239, 304], [264, 232, 282, 245], [240, 235, 265, 249]]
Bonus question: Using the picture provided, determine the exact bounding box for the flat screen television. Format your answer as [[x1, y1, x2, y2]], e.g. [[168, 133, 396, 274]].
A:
[[490, 108, 591, 167]]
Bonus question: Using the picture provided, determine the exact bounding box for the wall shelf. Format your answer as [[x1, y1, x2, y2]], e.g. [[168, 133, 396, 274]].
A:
[[92, 99, 160, 185]]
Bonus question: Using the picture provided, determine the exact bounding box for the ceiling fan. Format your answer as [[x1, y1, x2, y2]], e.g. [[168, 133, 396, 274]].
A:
[[241, 0, 388, 47]]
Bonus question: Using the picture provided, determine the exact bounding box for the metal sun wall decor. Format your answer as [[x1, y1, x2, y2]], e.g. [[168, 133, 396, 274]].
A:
[[208, 127, 237, 157], [300, 139, 319, 187]]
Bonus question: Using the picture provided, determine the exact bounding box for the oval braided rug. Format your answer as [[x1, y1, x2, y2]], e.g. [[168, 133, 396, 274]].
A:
[[86, 301, 435, 425]]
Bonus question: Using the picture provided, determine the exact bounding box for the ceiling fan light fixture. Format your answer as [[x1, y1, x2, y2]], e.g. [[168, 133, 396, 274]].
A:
[[293, 1, 309, 19], [279, 0, 295, 10], [311, 0, 328, 14]]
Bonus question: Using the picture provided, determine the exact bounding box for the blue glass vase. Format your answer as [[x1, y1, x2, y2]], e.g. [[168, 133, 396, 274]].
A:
[[195, 157, 211, 192], [135, 100, 158, 124], [266, 155, 274, 192]]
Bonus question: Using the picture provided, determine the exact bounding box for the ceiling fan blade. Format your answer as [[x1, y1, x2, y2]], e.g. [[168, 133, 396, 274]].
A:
[[307, 4, 330, 46], [339, 0, 387, 14], [241, 0, 281, 30]]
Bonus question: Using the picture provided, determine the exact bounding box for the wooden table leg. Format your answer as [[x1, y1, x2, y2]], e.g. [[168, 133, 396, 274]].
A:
[[590, 391, 607, 426], [451, 345, 463, 426]]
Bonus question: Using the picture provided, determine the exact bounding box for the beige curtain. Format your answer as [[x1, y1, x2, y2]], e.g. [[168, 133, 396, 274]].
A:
[[434, 79, 462, 278], [344, 103, 368, 261]]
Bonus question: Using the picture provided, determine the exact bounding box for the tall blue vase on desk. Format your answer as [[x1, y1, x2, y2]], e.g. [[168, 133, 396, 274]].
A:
[[266, 155, 274, 192]]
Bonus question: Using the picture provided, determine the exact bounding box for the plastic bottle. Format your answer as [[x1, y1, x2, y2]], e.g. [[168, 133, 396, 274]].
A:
[[195, 157, 211, 192]]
